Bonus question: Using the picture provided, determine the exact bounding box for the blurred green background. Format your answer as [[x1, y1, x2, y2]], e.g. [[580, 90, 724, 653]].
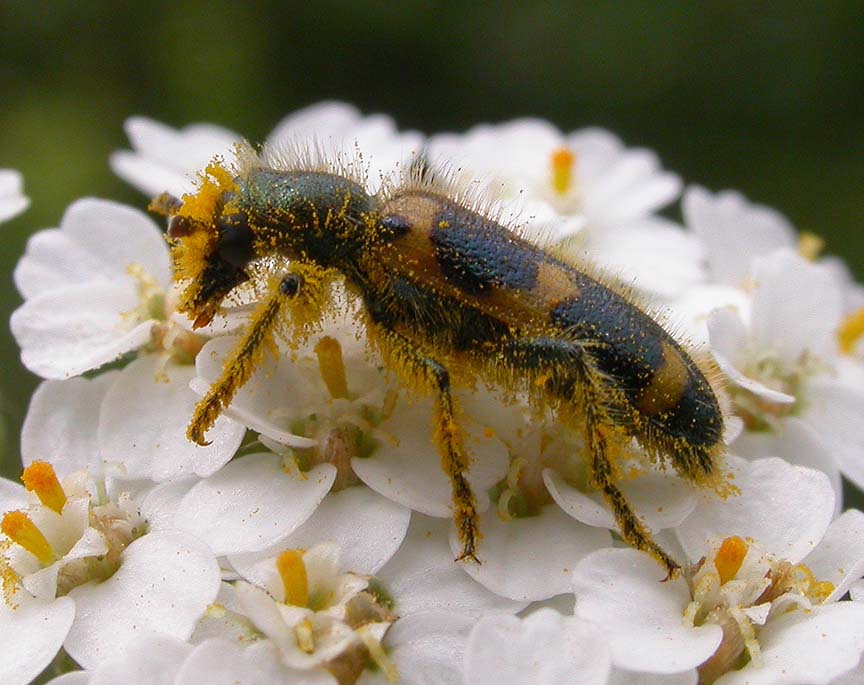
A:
[[0, 1, 862, 479]]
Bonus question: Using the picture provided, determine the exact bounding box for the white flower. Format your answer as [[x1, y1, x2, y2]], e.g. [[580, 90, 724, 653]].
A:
[[45, 634, 336, 685], [572, 456, 864, 684], [112, 101, 424, 198], [0, 462, 221, 672], [683, 186, 797, 288], [705, 249, 864, 491], [12, 198, 245, 480], [426, 120, 701, 297], [0, 169, 29, 223], [192, 535, 486, 684]]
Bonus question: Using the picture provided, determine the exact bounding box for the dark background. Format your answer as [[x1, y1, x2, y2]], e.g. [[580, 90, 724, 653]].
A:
[[1, 2, 862, 478]]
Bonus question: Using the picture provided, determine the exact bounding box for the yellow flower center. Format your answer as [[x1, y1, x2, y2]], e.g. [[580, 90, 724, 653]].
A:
[[21, 461, 67, 514]]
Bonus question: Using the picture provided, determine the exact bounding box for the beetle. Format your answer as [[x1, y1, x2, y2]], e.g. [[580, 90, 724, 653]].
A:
[[151, 144, 731, 578]]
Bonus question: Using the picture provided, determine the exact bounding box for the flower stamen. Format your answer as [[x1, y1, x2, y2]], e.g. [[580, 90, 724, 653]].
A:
[[1, 511, 56, 566], [837, 307, 864, 355], [714, 536, 748, 585], [277, 549, 309, 607], [315, 336, 350, 400], [296, 617, 316, 654], [357, 624, 398, 684], [797, 232, 824, 261], [21, 461, 67, 514], [550, 147, 576, 195]]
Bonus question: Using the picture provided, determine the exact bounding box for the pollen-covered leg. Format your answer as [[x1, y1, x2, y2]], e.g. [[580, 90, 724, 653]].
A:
[[188, 272, 305, 445], [575, 357, 681, 579], [375, 329, 481, 563]]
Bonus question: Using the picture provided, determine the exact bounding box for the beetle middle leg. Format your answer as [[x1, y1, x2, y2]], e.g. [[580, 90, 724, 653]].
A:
[[500, 337, 681, 578], [373, 327, 481, 564]]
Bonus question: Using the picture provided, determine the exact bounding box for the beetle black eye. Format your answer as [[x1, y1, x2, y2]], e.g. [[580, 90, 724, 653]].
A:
[[218, 214, 253, 267], [280, 273, 303, 296], [167, 215, 193, 238]]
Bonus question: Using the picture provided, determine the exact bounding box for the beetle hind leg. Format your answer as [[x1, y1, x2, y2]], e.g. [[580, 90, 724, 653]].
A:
[[574, 358, 681, 579]]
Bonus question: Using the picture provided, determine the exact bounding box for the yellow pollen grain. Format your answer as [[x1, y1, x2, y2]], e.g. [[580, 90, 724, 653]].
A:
[[178, 160, 236, 224], [21, 461, 67, 514], [1, 511, 56, 566], [277, 549, 309, 607], [550, 147, 576, 195], [314, 336, 350, 400], [296, 618, 315, 654], [794, 563, 835, 604], [714, 536, 748, 585], [798, 232, 824, 261], [837, 307, 864, 355]]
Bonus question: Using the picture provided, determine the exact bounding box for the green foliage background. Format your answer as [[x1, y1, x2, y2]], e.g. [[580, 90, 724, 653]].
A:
[[0, 2, 862, 484]]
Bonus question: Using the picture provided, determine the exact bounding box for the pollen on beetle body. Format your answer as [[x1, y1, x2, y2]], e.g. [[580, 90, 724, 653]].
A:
[[154, 144, 731, 578]]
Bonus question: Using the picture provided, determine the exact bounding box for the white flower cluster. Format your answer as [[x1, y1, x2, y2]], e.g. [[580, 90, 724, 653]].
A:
[[3, 102, 864, 685]]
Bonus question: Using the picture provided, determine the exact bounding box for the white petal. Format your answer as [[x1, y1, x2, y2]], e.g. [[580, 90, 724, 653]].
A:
[[750, 251, 844, 367], [0, 169, 29, 223], [376, 514, 525, 617], [803, 378, 864, 491], [351, 401, 508, 517], [544, 469, 697, 532], [733, 418, 842, 514], [111, 117, 241, 197], [572, 548, 723, 673], [11, 279, 155, 379], [715, 351, 796, 404], [98, 358, 244, 481], [176, 453, 335, 556], [87, 633, 192, 685], [64, 530, 220, 669], [676, 456, 834, 564], [13, 198, 170, 300], [670, 284, 752, 345], [683, 186, 795, 286], [44, 674, 90, 685], [138, 477, 198, 531], [465, 609, 611, 685], [21, 374, 116, 477], [382, 612, 474, 685], [586, 219, 703, 298], [230, 485, 409, 578], [0, 597, 75, 685], [714, 602, 864, 685], [0, 477, 28, 512], [175, 638, 336, 685], [451, 506, 612, 601], [265, 101, 362, 147], [803, 509, 864, 602]]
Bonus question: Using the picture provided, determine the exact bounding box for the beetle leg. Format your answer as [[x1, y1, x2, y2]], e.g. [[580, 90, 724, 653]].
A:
[[374, 328, 481, 564], [188, 270, 314, 446], [500, 337, 681, 579]]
